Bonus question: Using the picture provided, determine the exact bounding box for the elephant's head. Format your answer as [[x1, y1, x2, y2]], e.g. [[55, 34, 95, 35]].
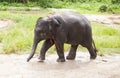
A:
[[27, 17, 61, 62]]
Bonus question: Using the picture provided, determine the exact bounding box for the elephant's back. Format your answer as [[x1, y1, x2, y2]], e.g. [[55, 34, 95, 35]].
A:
[[58, 12, 91, 32], [60, 12, 90, 26], [52, 12, 92, 44]]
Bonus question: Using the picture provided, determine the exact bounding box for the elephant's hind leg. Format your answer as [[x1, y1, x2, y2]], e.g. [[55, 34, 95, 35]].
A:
[[66, 44, 78, 60], [86, 43, 97, 59]]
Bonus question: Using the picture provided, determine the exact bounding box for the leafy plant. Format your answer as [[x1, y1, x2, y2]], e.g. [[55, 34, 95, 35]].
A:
[[111, 0, 120, 4], [98, 5, 108, 12]]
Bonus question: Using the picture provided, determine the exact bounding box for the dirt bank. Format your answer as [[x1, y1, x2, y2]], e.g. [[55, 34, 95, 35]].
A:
[[0, 52, 120, 78], [84, 14, 120, 25]]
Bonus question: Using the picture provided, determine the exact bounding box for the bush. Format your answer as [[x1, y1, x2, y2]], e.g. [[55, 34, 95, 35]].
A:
[[98, 5, 108, 12], [111, 0, 120, 4]]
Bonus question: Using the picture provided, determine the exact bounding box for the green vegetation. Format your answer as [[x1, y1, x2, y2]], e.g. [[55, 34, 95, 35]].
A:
[[0, 11, 49, 54], [0, 0, 120, 13], [0, 0, 120, 55], [0, 11, 120, 55], [92, 22, 120, 55]]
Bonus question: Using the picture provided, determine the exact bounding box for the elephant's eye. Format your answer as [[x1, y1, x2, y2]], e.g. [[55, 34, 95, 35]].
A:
[[40, 33, 47, 38]]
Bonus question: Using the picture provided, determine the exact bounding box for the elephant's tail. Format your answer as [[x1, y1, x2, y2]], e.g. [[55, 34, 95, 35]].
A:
[[92, 39, 98, 53]]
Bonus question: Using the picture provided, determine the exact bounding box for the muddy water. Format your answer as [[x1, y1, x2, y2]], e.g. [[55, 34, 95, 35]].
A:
[[0, 52, 120, 78]]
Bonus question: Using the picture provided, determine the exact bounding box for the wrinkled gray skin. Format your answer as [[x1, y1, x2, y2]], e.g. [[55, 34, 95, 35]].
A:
[[27, 12, 98, 62]]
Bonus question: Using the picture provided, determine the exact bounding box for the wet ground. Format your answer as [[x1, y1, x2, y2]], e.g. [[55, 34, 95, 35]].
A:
[[0, 52, 120, 78]]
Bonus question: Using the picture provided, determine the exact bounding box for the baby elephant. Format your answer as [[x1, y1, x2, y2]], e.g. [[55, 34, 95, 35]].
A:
[[27, 12, 98, 62]]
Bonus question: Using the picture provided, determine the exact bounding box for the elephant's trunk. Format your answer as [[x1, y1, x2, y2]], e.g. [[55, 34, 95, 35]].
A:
[[27, 36, 41, 62]]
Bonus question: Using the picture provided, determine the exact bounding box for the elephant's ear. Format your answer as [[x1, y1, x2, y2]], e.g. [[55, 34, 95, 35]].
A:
[[37, 17, 43, 22], [52, 18, 61, 27], [36, 17, 43, 26], [48, 18, 61, 31]]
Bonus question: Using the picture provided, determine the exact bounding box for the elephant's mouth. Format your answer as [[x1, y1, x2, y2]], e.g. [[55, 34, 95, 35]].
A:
[[40, 33, 50, 39]]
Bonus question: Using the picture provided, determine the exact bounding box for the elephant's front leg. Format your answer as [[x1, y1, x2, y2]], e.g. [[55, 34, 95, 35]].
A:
[[55, 40, 65, 62], [38, 39, 54, 62], [66, 44, 78, 60]]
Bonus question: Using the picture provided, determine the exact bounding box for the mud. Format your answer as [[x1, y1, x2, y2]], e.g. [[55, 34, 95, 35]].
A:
[[0, 52, 120, 78]]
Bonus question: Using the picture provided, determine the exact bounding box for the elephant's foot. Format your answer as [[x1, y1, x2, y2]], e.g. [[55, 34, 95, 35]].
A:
[[38, 56, 45, 62], [66, 54, 75, 60], [90, 55, 97, 59], [57, 58, 65, 62]]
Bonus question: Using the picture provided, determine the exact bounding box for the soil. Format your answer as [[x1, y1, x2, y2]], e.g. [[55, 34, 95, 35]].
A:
[[0, 19, 14, 29], [0, 52, 120, 78], [84, 14, 120, 25]]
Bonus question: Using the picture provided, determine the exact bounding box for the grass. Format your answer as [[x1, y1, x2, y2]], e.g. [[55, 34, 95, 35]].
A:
[[0, 1, 120, 14], [0, 11, 120, 55], [92, 22, 120, 55], [0, 11, 49, 54]]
